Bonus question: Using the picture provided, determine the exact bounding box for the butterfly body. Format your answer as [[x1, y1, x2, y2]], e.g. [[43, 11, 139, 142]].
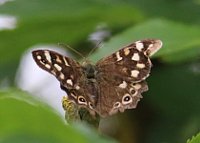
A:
[[32, 39, 162, 117], [82, 62, 97, 79]]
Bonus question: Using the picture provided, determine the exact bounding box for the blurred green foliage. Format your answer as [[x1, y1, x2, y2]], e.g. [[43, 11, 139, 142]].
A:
[[187, 133, 200, 143], [0, 89, 116, 143], [0, 0, 200, 143]]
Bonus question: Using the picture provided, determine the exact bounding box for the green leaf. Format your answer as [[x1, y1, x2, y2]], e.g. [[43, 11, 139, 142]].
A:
[[90, 19, 200, 64], [142, 61, 200, 143], [0, 0, 144, 81], [0, 89, 116, 143], [187, 133, 200, 143], [0, 0, 143, 65]]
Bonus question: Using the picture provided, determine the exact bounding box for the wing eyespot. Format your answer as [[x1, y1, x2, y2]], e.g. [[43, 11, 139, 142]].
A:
[[78, 96, 87, 105], [113, 102, 121, 109], [130, 88, 136, 95], [88, 102, 94, 109], [122, 94, 132, 105]]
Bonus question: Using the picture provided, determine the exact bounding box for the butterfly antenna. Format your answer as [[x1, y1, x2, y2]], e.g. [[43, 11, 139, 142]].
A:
[[86, 41, 102, 58], [58, 43, 85, 59]]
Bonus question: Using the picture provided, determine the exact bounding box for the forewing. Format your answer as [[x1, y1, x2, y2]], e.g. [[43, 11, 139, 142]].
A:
[[96, 39, 162, 82], [32, 50, 83, 89], [97, 40, 162, 82], [95, 39, 162, 116], [32, 50, 98, 115]]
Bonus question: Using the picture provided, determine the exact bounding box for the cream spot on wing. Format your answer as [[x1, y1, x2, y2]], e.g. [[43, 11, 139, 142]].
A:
[[116, 51, 122, 61], [56, 56, 62, 63], [44, 51, 51, 63], [149, 44, 153, 48], [136, 63, 145, 68], [63, 57, 70, 66], [60, 73, 65, 80], [70, 74, 74, 80], [131, 70, 139, 78], [135, 42, 144, 51], [89, 102, 94, 109], [119, 81, 127, 89], [132, 53, 140, 61], [67, 79, 73, 86], [54, 64, 62, 71], [147, 40, 163, 56], [124, 48, 130, 56], [70, 93, 77, 99], [45, 64, 51, 69], [37, 55, 42, 60], [133, 83, 142, 90], [75, 85, 80, 90]]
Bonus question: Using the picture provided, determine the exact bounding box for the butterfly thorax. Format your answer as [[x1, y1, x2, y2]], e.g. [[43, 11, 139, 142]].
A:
[[82, 62, 98, 79]]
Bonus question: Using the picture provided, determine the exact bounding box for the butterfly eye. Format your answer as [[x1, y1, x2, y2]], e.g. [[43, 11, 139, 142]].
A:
[[78, 96, 87, 105], [122, 94, 132, 105]]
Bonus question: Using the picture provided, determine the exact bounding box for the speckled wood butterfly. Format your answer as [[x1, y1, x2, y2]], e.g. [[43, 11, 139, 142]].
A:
[[32, 39, 162, 117]]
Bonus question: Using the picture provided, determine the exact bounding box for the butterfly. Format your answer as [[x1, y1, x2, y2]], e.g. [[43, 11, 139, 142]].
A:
[[32, 39, 162, 117]]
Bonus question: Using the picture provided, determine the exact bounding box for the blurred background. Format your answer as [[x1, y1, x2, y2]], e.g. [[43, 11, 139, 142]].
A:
[[0, 0, 200, 143]]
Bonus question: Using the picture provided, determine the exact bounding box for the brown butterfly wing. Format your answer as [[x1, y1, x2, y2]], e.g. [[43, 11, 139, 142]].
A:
[[32, 50, 96, 115], [32, 50, 83, 89], [95, 39, 162, 117], [32, 39, 162, 118]]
